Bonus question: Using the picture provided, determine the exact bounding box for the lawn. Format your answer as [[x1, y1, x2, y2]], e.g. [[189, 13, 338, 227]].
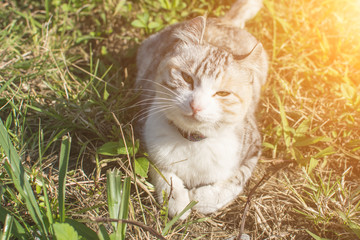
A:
[[0, 0, 359, 239]]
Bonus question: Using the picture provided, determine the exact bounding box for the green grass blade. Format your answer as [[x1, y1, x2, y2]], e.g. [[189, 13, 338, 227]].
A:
[[0, 77, 15, 95], [0, 120, 48, 238], [97, 224, 111, 240], [0, 206, 29, 239], [116, 176, 131, 240], [106, 169, 122, 229], [306, 230, 330, 240], [38, 124, 54, 234], [273, 89, 293, 148], [44, 0, 50, 19], [41, 184, 53, 234], [106, 169, 131, 240], [161, 201, 198, 236], [58, 135, 71, 223], [1, 214, 14, 240]]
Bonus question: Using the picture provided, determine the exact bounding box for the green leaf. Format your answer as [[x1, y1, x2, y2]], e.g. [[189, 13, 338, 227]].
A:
[[338, 211, 360, 238], [101, 46, 108, 56], [0, 205, 29, 239], [5, 114, 12, 130], [116, 177, 131, 240], [345, 139, 360, 152], [307, 158, 318, 174], [97, 141, 138, 156], [0, 120, 48, 237], [262, 142, 275, 149], [58, 135, 71, 223], [133, 12, 149, 28], [293, 136, 332, 147], [306, 230, 330, 240], [107, 169, 123, 228], [0, 76, 15, 95], [103, 83, 109, 100], [97, 142, 124, 156], [38, 123, 54, 234], [313, 146, 335, 158], [159, 0, 171, 9], [106, 170, 131, 239], [109, 233, 116, 240], [65, 219, 98, 240], [340, 84, 355, 99], [98, 224, 111, 240], [131, 19, 146, 28], [274, 90, 292, 148], [53, 223, 79, 240], [2, 214, 14, 240], [290, 147, 305, 164], [172, 0, 180, 9], [295, 118, 310, 138], [348, 222, 360, 238], [274, 90, 289, 129], [134, 157, 149, 178], [148, 21, 162, 29], [113, 0, 126, 16], [139, 12, 149, 23]]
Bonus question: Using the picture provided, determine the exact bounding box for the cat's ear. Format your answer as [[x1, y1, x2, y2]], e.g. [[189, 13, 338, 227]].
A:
[[173, 16, 206, 45], [235, 42, 268, 85], [234, 42, 263, 62]]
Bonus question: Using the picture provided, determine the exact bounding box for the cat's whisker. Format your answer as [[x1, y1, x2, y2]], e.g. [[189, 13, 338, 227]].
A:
[[114, 95, 178, 112], [131, 104, 174, 121], [141, 96, 177, 103], [135, 87, 175, 98], [114, 100, 159, 112], [136, 106, 174, 123], [117, 87, 176, 99], [134, 97, 176, 106], [138, 78, 181, 98], [130, 106, 174, 124], [115, 101, 172, 113]]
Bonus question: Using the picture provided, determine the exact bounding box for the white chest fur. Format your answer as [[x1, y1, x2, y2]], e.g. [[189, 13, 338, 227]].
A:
[[144, 113, 241, 189]]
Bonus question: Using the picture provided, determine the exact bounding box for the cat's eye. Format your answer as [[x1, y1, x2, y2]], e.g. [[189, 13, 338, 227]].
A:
[[181, 72, 194, 88], [215, 91, 231, 97]]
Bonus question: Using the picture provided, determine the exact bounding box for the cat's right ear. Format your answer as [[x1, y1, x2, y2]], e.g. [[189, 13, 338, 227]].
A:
[[173, 16, 207, 45]]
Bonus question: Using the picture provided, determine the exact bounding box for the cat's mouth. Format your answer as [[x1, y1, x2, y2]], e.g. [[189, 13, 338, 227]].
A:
[[183, 114, 201, 122]]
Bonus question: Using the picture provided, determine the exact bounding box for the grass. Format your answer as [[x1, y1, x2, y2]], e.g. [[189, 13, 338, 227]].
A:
[[1, 0, 360, 239]]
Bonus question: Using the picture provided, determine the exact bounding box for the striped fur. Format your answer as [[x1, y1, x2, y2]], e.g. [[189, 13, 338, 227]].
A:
[[135, 0, 267, 218]]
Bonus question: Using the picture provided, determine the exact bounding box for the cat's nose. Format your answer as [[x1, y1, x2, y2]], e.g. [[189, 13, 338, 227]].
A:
[[190, 100, 202, 115]]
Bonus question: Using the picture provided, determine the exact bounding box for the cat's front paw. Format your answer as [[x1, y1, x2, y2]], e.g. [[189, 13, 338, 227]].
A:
[[189, 184, 242, 214], [189, 186, 220, 214], [167, 188, 191, 220]]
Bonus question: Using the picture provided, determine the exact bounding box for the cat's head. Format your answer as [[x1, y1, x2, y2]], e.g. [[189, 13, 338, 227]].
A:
[[153, 16, 267, 135]]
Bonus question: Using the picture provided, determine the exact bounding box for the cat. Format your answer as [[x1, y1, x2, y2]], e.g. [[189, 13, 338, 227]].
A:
[[135, 0, 268, 219]]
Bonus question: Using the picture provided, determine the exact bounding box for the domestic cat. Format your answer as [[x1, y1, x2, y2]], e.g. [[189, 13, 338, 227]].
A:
[[135, 0, 268, 218]]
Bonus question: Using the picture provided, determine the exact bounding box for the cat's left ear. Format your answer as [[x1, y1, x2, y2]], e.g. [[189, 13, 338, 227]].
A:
[[174, 16, 207, 45], [235, 42, 268, 85], [234, 42, 263, 62]]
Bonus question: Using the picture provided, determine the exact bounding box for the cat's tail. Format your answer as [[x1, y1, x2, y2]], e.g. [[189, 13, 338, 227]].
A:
[[221, 0, 263, 28]]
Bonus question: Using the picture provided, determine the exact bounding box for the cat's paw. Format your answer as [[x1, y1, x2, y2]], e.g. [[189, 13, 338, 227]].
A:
[[189, 186, 220, 214], [189, 184, 242, 214], [167, 188, 191, 220]]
